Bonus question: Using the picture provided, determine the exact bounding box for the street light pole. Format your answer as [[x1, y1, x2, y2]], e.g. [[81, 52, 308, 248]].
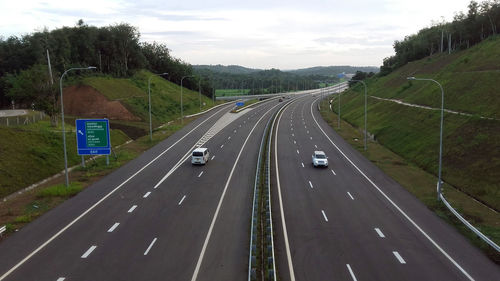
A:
[[59, 66, 96, 187], [198, 77, 202, 112], [351, 79, 368, 150], [338, 83, 341, 129], [407, 76, 445, 200], [181, 75, 195, 124], [148, 72, 168, 141]]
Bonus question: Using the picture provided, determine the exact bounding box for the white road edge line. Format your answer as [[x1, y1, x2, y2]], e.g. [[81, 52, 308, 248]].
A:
[[190, 101, 282, 281], [144, 238, 158, 256], [143, 191, 151, 198], [0, 105, 229, 281], [198, 171, 204, 177], [81, 245, 97, 259], [178, 195, 187, 205], [321, 210, 328, 222], [309, 97, 474, 281], [347, 192, 354, 200], [346, 264, 358, 281], [375, 228, 385, 238], [331, 169, 336, 175], [107, 222, 120, 233], [127, 205, 137, 213], [275, 101, 299, 281], [393, 251, 406, 264], [308, 181, 313, 189]]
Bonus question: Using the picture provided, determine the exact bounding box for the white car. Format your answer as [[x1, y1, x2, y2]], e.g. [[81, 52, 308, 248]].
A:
[[192, 147, 210, 165], [312, 151, 328, 167]]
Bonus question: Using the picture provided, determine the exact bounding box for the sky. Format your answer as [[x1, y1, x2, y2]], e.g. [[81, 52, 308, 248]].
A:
[[0, 0, 472, 69]]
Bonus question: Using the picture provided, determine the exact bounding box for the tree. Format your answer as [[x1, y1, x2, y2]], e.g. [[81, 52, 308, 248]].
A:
[[5, 64, 59, 125]]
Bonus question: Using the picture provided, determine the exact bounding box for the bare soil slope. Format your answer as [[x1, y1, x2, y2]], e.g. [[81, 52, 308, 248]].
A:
[[63, 85, 140, 121]]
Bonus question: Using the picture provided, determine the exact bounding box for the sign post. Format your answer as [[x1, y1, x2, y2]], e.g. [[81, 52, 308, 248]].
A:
[[76, 119, 111, 165]]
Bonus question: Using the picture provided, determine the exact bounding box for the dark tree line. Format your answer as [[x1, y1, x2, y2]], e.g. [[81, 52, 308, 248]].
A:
[[0, 20, 198, 109], [381, 0, 500, 75]]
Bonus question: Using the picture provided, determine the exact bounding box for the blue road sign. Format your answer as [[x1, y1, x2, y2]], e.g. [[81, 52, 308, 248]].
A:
[[76, 119, 111, 155], [236, 102, 244, 106]]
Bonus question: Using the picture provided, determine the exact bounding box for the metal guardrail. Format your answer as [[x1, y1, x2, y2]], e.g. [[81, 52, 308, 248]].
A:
[[440, 193, 500, 252]]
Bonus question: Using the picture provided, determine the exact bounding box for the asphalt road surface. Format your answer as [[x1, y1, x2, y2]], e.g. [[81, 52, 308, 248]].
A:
[[0, 99, 285, 281], [1, 88, 498, 281], [272, 94, 500, 281]]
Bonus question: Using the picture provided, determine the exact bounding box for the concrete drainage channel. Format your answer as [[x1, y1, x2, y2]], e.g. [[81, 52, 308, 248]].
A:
[[248, 108, 280, 280]]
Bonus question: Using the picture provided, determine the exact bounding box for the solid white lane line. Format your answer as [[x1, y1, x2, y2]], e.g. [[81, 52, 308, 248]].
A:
[[321, 210, 328, 222], [275, 105, 296, 281], [331, 169, 336, 175], [220, 144, 224, 148], [308, 181, 313, 188], [143, 191, 151, 198], [375, 228, 386, 238], [56, 278, 65, 281], [107, 222, 120, 233], [393, 251, 406, 264], [301, 162, 304, 168], [144, 238, 158, 255], [310, 98, 473, 280], [81, 246, 97, 258], [127, 205, 137, 213], [296, 149, 300, 154], [346, 264, 358, 281], [0, 105, 232, 281], [211, 156, 215, 160], [178, 195, 187, 205], [198, 171, 204, 177], [347, 192, 354, 200]]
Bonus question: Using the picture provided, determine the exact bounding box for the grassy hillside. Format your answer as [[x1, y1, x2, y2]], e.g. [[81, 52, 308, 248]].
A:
[[333, 36, 500, 210], [0, 122, 129, 198], [83, 70, 216, 127]]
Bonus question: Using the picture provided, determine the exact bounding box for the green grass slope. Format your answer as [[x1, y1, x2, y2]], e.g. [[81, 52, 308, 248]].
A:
[[83, 70, 216, 127], [334, 36, 500, 210], [0, 122, 129, 198]]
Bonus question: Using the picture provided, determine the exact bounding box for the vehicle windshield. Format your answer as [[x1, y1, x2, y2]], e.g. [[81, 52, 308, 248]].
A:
[[315, 154, 326, 159], [193, 151, 204, 156]]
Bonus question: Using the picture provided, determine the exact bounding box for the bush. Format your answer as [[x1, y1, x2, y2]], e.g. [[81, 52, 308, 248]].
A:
[[37, 182, 83, 198]]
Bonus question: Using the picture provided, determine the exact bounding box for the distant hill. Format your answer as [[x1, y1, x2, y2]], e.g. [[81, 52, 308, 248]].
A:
[[193, 64, 261, 75], [286, 66, 379, 76], [194, 64, 379, 76]]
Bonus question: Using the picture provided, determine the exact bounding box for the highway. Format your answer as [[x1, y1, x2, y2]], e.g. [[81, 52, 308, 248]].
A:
[[0, 88, 499, 281], [272, 92, 500, 280], [0, 98, 285, 281]]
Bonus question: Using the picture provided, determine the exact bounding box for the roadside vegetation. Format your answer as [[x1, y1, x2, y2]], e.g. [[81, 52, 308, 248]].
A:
[[320, 35, 500, 263]]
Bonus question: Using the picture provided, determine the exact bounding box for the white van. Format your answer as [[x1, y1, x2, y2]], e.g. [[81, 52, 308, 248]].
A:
[[192, 147, 210, 165]]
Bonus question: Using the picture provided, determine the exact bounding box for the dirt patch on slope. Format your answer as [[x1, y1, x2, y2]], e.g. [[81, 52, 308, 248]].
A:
[[63, 85, 140, 121]]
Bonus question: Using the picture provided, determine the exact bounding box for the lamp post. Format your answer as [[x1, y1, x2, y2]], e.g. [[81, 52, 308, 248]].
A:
[[338, 83, 341, 129], [351, 79, 368, 150], [407, 76, 445, 200], [59, 66, 96, 187], [181, 75, 195, 124], [198, 77, 202, 112], [148, 72, 168, 141]]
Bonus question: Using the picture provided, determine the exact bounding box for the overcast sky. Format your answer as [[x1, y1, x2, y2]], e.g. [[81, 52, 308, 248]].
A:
[[0, 0, 472, 69]]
